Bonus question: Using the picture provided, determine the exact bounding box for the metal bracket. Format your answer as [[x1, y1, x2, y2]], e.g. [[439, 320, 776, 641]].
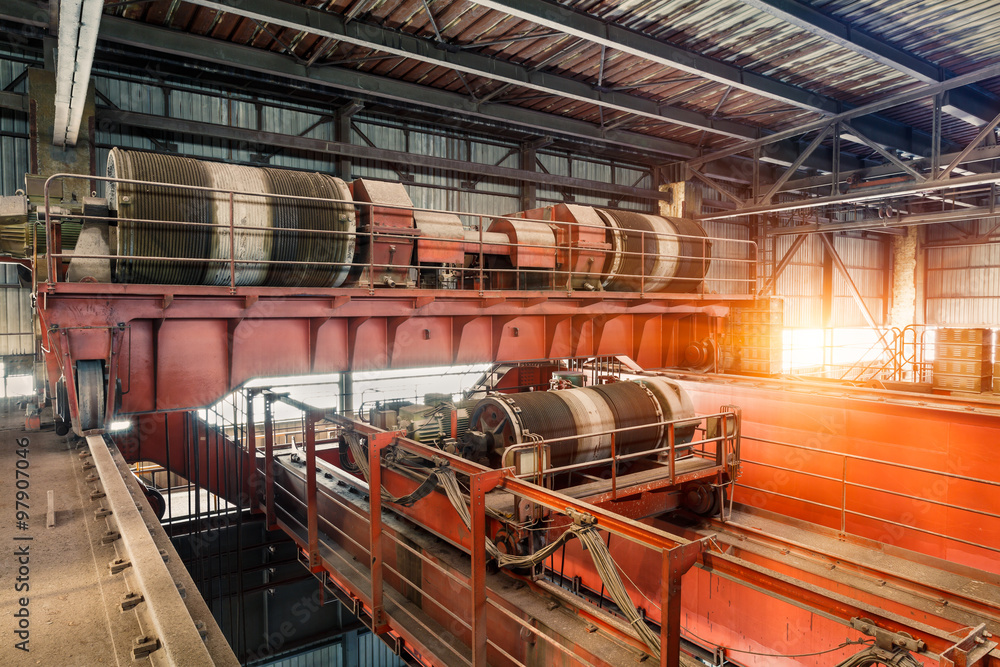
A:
[[109, 557, 131, 574], [566, 508, 596, 527], [850, 617, 926, 657], [119, 591, 144, 612], [100, 529, 121, 544], [940, 624, 996, 667], [132, 635, 160, 659]]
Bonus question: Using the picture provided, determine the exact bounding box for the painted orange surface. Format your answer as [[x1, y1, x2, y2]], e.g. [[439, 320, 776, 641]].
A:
[[679, 379, 1000, 575]]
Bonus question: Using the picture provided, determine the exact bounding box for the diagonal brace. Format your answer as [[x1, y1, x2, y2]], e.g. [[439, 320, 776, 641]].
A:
[[757, 125, 833, 205], [841, 120, 925, 181]]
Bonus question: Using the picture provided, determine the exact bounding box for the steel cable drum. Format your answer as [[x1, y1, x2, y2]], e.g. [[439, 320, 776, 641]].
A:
[[635, 377, 697, 446], [201, 163, 272, 286], [663, 215, 713, 293], [596, 210, 710, 293], [108, 148, 212, 284], [263, 169, 356, 288], [469, 391, 577, 468], [588, 381, 663, 455], [469, 378, 697, 469]]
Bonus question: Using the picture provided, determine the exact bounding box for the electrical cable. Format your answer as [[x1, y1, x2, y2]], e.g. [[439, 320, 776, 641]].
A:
[[338, 427, 667, 659], [682, 625, 879, 659]]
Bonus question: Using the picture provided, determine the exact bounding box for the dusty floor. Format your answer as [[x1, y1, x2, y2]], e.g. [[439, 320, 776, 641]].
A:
[[0, 401, 140, 666]]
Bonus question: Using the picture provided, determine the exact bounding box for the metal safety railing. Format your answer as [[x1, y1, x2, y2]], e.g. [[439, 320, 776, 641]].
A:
[[836, 324, 935, 383], [500, 410, 740, 499], [38, 172, 757, 297], [734, 432, 1000, 558]]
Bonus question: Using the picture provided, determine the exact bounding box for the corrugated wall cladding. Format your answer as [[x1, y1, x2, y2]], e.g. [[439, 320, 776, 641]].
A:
[[831, 234, 885, 328], [770, 233, 887, 328], [89, 72, 656, 217], [257, 631, 406, 666], [263, 642, 342, 667], [775, 234, 823, 327], [354, 632, 405, 667], [926, 223, 1000, 326], [702, 218, 753, 295], [696, 181, 754, 295], [0, 59, 29, 196], [0, 265, 33, 356]]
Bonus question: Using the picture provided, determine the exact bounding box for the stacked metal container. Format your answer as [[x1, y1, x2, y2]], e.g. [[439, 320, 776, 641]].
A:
[[932, 328, 994, 393]]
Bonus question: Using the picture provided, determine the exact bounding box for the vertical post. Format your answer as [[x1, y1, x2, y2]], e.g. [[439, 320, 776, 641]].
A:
[[519, 140, 537, 212], [831, 123, 841, 197], [368, 203, 375, 295], [246, 390, 258, 514], [610, 431, 617, 501], [305, 410, 320, 571], [470, 470, 502, 667], [334, 100, 361, 181], [841, 457, 847, 535], [343, 628, 360, 667], [640, 230, 646, 294], [478, 216, 485, 294], [822, 234, 834, 370], [368, 431, 391, 634], [339, 372, 354, 418], [715, 416, 723, 467], [667, 423, 675, 483], [103, 328, 123, 427], [44, 180, 54, 284], [229, 191, 236, 291], [701, 237, 706, 295], [932, 94, 943, 175], [263, 395, 276, 529], [470, 472, 488, 667], [566, 232, 572, 294], [660, 541, 703, 667]]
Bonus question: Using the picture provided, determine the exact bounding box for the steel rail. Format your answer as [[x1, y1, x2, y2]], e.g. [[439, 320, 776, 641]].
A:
[[699, 516, 1000, 627], [699, 549, 960, 659], [85, 435, 229, 666]]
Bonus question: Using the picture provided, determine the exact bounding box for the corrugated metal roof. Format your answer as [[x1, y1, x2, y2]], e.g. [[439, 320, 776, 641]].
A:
[[100, 0, 1000, 160], [816, 0, 1000, 75]]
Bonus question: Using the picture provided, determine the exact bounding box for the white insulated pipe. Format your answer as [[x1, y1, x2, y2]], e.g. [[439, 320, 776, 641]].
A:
[[53, 0, 102, 147]]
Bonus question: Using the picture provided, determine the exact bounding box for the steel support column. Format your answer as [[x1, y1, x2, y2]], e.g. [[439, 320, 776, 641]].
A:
[[305, 410, 321, 572], [470, 469, 505, 667], [263, 395, 276, 529], [661, 540, 704, 667], [368, 430, 402, 635]]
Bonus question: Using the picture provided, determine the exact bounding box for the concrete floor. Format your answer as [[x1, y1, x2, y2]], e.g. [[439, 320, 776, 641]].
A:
[[0, 401, 145, 666]]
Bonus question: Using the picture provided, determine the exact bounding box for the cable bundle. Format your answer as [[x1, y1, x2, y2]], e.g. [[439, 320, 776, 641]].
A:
[[340, 429, 665, 659]]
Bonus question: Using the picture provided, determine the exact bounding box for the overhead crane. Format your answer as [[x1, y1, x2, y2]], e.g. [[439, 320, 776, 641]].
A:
[[3, 150, 998, 666]]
